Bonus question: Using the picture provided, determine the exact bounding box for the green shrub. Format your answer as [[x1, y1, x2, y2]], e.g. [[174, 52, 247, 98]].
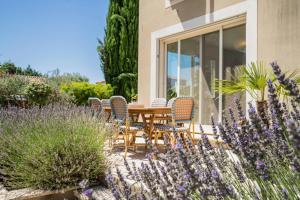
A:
[[25, 81, 52, 105], [46, 72, 89, 89], [0, 76, 29, 106], [48, 87, 75, 104], [0, 105, 108, 190], [61, 82, 113, 105]]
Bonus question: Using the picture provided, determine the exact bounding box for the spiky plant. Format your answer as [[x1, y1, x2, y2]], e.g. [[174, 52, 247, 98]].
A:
[[215, 62, 300, 102], [215, 62, 271, 102]]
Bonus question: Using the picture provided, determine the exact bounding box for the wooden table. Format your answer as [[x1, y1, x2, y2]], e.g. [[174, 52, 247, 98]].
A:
[[103, 106, 172, 143]]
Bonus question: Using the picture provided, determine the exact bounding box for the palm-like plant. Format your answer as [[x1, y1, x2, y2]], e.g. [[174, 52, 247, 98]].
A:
[[215, 62, 300, 101], [215, 62, 271, 102], [215, 62, 300, 123]]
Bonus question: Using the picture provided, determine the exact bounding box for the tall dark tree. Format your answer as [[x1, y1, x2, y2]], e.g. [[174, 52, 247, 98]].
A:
[[98, 0, 139, 101]]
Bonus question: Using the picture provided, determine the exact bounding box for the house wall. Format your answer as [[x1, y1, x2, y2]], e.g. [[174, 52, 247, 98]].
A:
[[138, 0, 245, 105], [257, 0, 300, 72]]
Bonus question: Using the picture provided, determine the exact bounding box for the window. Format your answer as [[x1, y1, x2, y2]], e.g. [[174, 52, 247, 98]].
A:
[[166, 24, 246, 126]]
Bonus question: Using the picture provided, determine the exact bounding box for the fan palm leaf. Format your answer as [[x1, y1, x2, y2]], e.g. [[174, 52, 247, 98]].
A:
[[215, 62, 300, 102], [214, 62, 270, 101]]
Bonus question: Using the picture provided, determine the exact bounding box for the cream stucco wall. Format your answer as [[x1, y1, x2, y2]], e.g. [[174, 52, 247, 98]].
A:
[[257, 0, 300, 72], [138, 0, 245, 106]]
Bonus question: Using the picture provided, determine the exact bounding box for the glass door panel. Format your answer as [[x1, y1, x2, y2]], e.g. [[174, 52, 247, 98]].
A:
[[167, 42, 178, 100], [165, 24, 246, 127], [223, 24, 246, 118], [200, 31, 220, 125], [180, 36, 200, 122]]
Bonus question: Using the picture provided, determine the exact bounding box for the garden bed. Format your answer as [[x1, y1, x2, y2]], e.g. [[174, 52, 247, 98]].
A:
[[0, 105, 110, 199]]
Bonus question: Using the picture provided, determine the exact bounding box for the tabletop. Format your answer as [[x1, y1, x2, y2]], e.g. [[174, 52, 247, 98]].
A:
[[103, 106, 171, 114]]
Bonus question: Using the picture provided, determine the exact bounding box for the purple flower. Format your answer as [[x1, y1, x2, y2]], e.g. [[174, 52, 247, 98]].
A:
[[183, 173, 190, 179], [104, 64, 300, 200], [178, 184, 186, 192], [211, 169, 219, 179], [256, 161, 265, 170], [83, 188, 93, 197], [256, 160, 270, 180], [271, 62, 300, 103], [79, 179, 88, 189], [282, 188, 288, 199], [175, 142, 183, 150]]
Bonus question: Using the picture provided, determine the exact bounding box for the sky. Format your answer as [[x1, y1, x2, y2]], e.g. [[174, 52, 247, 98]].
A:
[[0, 0, 109, 83]]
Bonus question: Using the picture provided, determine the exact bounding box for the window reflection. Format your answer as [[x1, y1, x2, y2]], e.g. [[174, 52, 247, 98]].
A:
[[165, 24, 246, 126]]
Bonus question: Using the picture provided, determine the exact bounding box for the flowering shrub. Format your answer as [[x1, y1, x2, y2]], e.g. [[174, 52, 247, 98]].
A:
[[25, 81, 52, 105], [0, 105, 108, 190], [0, 76, 29, 106], [106, 63, 300, 199]]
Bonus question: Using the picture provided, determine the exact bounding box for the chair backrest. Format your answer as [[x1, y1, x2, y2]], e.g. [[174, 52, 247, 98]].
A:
[[171, 97, 194, 123], [88, 97, 102, 112], [167, 98, 176, 108], [151, 98, 167, 107], [101, 99, 111, 108], [110, 96, 128, 122]]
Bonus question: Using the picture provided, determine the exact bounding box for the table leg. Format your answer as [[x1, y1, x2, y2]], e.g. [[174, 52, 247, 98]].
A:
[[149, 115, 154, 144], [106, 113, 111, 122], [141, 114, 154, 145]]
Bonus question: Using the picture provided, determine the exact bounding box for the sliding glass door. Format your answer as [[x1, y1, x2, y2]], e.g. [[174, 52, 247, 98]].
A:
[[200, 31, 219, 125], [180, 36, 200, 122], [222, 25, 246, 119], [166, 24, 246, 126], [167, 42, 178, 100]]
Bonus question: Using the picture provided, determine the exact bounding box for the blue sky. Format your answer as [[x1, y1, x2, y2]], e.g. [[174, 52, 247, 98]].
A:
[[0, 0, 108, 83]]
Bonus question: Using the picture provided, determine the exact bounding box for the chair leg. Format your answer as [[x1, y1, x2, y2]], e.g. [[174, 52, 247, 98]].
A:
[[192, 122, 195, 145], [124, 132, 129, 158], [170, 132, 176, 148], [124, 146, 128, 158], [154, 131, 158, 145], [186, 130, 193, 146], [133, 131, 137, 152]]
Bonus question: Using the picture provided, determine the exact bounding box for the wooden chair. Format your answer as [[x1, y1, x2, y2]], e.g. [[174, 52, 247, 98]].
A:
[[150, 98, 168, 122], [101, 99, 111, 108], [110, 96, 145, 157], [100, 99, 111, 121], [151, 98, 167, 107], [167, 98, 175, 108], [88, 97, 102, 113], [165, 97, 176, 122], [154, 97, 195, 146]]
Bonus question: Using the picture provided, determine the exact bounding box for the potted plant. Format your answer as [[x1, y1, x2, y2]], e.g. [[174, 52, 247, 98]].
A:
[[214, 62, 299, 122]]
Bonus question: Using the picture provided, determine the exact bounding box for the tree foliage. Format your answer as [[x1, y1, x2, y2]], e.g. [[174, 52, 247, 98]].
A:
[[98, 0, 139, 101], [0, 61, 42, 76]]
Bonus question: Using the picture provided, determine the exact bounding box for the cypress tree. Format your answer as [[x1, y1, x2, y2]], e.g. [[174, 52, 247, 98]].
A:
[[98, 0, 139, 101]]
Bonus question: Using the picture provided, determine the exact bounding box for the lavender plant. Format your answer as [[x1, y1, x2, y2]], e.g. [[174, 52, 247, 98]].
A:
[[0, 104, 108, 190], [106, 63, 300, 199]]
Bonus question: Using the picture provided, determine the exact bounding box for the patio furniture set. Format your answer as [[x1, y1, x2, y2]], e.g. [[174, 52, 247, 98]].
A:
[[88, 96, 196, 157]]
